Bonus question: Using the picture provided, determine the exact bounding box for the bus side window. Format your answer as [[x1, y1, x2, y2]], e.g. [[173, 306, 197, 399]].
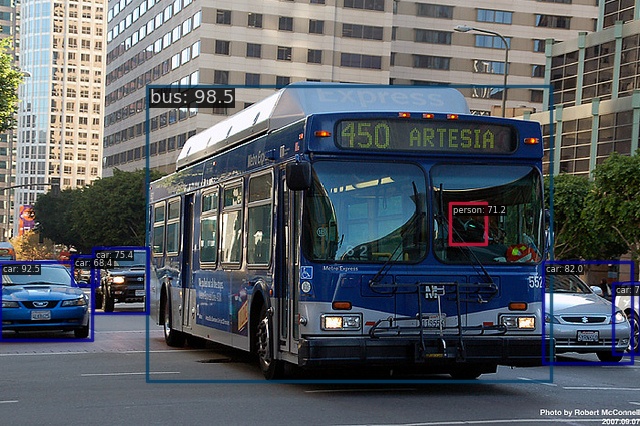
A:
[[200, 189, 219, 265], [152, 201, 166, 256], [247, 172, 273, 266], [221, 182, 243, 265]]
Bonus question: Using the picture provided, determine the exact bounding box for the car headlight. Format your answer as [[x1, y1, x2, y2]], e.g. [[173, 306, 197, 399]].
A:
[[2, 300, 19, 308], [112, 276, 125, 284], [62, 296, 87, 307], [544, 313, 560, 324], [614, 311, 627, 324]]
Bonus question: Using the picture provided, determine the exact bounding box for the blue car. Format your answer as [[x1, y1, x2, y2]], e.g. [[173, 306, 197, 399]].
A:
[[2, 263, 90, 338]]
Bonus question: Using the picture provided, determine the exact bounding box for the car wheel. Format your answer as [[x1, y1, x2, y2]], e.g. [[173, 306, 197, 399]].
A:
[[626, 311, 639, 353], [94, 290, 103, 311], [163, 287, 185, 347], [596, 351, 623, 362], [255, 304, 284, 380], [103, 292, 115, 312], [74, 323, 90, 339]]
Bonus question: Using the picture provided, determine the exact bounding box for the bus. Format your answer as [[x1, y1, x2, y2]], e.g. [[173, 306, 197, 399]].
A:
[[149, 83, 548, 379]]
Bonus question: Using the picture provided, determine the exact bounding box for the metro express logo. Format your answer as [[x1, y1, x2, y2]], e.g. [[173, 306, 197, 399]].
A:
[[448, 202, 489, 247]]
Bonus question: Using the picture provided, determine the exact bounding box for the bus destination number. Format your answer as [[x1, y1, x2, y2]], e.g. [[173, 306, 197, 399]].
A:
[[149, 87, 236, 108], [2, 263, 42, 275], [545, 264, 585, 275], [336, 119, 516, 154]]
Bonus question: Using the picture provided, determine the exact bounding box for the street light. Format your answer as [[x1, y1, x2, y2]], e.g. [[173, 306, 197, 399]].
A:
[[454, 24, 510, 117]]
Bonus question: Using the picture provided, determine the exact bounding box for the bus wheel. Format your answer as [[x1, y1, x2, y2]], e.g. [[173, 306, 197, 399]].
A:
[[163, 288, 185, 347], [256, 304, 284, 380]]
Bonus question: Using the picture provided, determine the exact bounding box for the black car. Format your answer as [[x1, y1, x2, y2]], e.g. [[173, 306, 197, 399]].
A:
[[95, 251, 146, 312]]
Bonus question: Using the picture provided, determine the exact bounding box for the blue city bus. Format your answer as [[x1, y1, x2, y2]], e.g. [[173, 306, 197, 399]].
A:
[[149, 84, 548, 379]]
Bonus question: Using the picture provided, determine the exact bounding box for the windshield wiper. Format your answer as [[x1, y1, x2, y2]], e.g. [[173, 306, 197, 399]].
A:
[[370, 182, 424, 286]]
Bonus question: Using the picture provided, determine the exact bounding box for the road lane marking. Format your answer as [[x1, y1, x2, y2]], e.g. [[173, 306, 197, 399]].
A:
[[0, 349, 208, 357], [81, 371, 180, 377], [338, 419, 604, 425], [0, 401, 18, 404], [563, 386, 640, 391], [305, 388, 418, 394], [517, 377, 557, 386]]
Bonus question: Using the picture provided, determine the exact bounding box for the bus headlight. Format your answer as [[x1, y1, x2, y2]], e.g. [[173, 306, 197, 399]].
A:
[[500, 315, 536, 329], [321, 314, 361, 330]]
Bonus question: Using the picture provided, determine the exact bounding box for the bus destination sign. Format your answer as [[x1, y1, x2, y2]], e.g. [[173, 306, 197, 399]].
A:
[[335, 119, 516, 154]]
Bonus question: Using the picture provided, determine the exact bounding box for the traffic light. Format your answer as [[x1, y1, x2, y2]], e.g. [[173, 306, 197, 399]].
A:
[[49, 177, 60, 195]]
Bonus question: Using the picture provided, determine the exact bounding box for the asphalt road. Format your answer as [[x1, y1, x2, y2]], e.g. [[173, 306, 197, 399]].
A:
[[1, 306, 639, 425]]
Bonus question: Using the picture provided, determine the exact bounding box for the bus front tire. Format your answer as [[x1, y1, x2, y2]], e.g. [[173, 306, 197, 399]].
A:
[[256, 304, 284, 380], [163, 288, 185, 347]]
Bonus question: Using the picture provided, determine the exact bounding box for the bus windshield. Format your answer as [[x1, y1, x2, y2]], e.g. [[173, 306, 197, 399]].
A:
[[431, 164, 543, 264], [302, 161, 427, 263]]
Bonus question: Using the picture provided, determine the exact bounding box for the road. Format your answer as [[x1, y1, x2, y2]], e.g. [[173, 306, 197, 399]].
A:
[[1, 305, 639, 425]]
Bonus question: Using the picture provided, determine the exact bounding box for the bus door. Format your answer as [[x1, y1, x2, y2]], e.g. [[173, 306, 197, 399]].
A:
[[181, 193, 195, 330], [278, 170, 301, 355]]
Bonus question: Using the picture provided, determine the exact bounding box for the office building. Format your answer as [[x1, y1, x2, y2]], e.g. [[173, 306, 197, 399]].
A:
[[15, 0, 106, 234], [103, 0, 599, 176], [529, 0, 640, 176]]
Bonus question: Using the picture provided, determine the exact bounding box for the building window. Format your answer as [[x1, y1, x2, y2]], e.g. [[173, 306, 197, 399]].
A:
[[307, 49, 322, 64], [279, 16, 293, 31], [533, 39, 546, 53], [413, 54, 450, 70], [277, 46, 292, 61], [245, 73, 260, 85], [342, 24, 383, 40], [532, 64, 545, 77], [477, 9, 513, 25], [531, 90, 544, 103], [215, 40, 230, 55], [475, 35, 510, 49], [276, 76, 291, 87], [246, 43, 261, 58], [416, 3, 452, 18], [415, 29, 451, 44], [535, 14, 571, 29], [473, 60, 507, 75], [309, 19, 324, 34], [216, 9, 231, 25], [310, 0, 325, 3], [248, 12, 262, 28], [214, 70, 229, 84], [341, 53, 382, 69], [344, 0, 384, 11]]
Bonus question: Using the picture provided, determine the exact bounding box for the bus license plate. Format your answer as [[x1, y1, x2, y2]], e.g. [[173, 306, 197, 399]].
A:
[[422, 314, 446, 328], [135, 290, 145, 296], [31, 310, 51, 321], [577, 331, 599, 342]]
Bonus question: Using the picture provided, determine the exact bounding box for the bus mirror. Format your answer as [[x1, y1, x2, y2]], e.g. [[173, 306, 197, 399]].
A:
[[286, 162, 312, 191]]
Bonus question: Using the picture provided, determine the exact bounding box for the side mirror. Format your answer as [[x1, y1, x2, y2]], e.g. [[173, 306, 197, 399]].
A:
[[286, 161, 312, 191], [590, 286, 604, 297]]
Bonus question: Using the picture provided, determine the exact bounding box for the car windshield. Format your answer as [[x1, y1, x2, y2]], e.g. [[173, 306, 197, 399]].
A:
[[112, 251, 147, 268], [545, 275, 591, 294], [2, 265, 72, 286]]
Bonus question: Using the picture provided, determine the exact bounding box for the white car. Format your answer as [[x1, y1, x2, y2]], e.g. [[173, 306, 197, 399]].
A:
[[609, 281, 640, 353], [546, 274, 630, 362]]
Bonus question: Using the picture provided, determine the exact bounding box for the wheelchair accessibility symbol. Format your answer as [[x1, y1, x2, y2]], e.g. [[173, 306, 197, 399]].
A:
[[300, 266, 313, 280]]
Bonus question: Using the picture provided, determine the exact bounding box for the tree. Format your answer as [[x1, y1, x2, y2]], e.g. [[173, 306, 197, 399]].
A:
[[585, 151, 640, 278], [34, 169, 162, 252], [10, 231, 54, 261], [0, 38, 24, 132]]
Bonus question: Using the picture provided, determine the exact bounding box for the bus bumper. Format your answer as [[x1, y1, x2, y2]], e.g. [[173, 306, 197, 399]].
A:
[[298, 336, 553, 368]]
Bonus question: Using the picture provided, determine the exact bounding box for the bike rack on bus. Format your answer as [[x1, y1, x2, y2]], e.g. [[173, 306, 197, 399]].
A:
[[367, 280, 504, 360]]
